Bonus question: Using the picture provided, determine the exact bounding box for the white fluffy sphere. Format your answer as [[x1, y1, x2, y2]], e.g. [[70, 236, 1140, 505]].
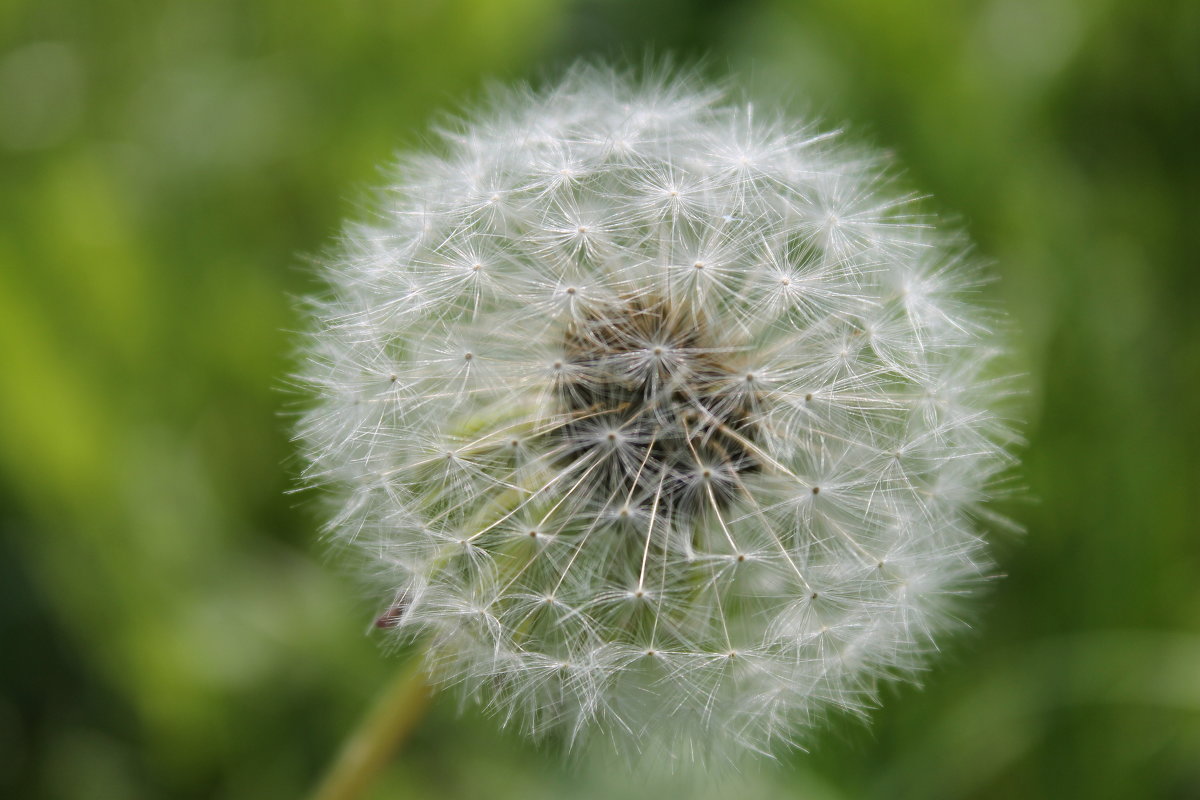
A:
[[297, 64, 1016, 761]]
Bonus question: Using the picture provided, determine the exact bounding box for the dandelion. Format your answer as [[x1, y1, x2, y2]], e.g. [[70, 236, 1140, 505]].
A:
[[296, 63, 1017, 766]]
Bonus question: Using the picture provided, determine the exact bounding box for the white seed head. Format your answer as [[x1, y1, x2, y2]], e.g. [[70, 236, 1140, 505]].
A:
[[296, 63, 1017, 762]]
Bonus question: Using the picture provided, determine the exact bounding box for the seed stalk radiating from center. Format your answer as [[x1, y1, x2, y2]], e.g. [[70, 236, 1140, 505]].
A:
[[553, 296, 763, 519], [297, 64, 1016, 759]]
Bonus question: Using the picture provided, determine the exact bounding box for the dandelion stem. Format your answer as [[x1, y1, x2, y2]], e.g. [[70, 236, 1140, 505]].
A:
[[309, 657, 432, 800]]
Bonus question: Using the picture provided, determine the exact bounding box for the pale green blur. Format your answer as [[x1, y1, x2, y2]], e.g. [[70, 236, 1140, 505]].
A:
[[1, 0, 1197, 797]]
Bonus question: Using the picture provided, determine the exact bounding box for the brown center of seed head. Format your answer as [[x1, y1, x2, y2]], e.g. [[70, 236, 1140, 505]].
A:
[[553, 295, 763, 518]]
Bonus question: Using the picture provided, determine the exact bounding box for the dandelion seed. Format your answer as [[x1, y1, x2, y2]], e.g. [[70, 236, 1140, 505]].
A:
[[296, 63, 1017, 762]]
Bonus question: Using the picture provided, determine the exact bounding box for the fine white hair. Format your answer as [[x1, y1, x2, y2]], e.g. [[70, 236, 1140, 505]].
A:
[[296, 62, 1017, 763]]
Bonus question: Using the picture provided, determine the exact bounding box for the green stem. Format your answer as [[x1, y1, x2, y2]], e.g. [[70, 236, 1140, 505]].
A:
[[309, 657, 433, 800]]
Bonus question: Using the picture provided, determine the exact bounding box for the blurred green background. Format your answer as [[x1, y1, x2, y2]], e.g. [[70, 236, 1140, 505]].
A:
[[2, 0, 1197, 797]]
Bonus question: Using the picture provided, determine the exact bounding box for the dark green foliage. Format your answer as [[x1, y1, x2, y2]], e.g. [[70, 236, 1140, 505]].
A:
[[0, 0, 1196, 797]]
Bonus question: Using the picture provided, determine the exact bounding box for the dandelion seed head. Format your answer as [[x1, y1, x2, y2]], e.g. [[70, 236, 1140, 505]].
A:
[[296, 63, 1017, 763]]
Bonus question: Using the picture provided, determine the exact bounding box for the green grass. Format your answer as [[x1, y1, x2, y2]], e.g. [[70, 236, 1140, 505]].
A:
[[1, 0, 1197, 797]]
